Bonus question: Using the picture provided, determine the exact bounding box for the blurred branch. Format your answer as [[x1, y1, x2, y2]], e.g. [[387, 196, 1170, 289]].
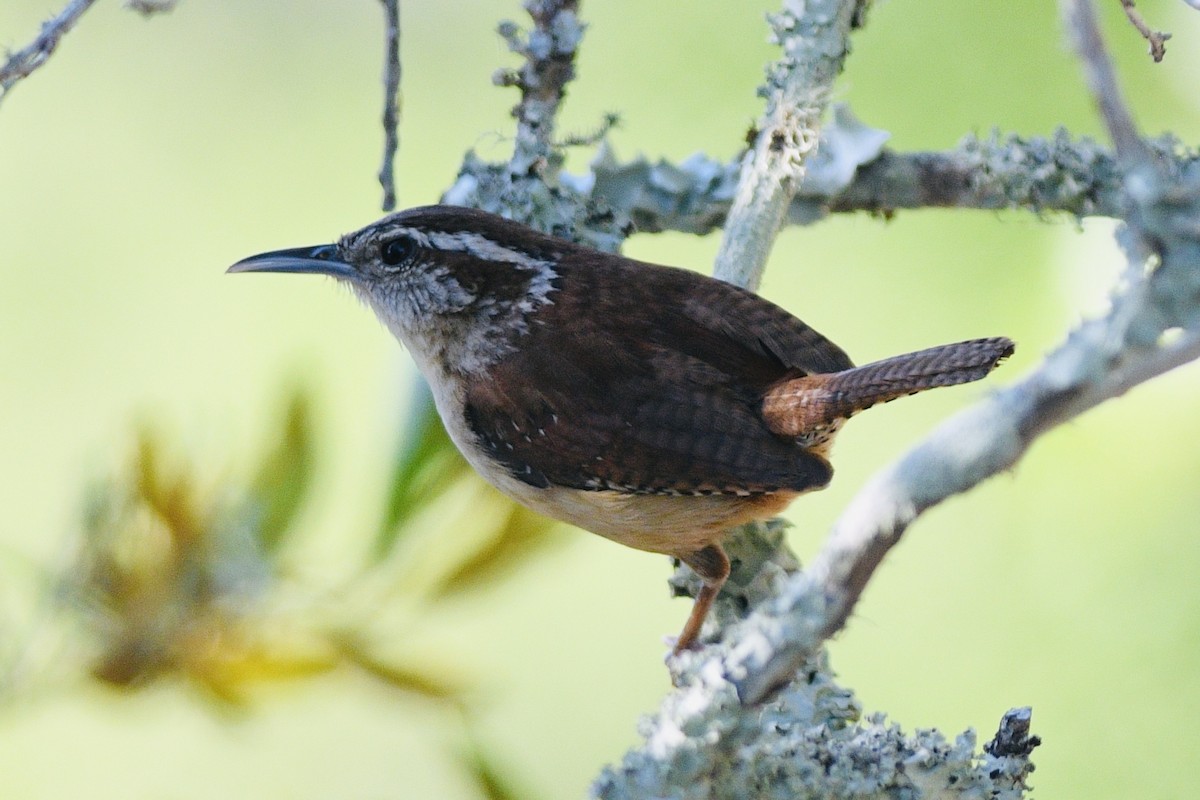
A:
[[0, 0, 184, 107], [374, 380, 467, 559], [1064, 0, 1151, 164], [378, 0, 401, 211], [125, 0, 180, 15], [4, 380, 555, 714], [0, 0, 99, 107], [713, 0, 869, 290], [248, 390, 315, 554]]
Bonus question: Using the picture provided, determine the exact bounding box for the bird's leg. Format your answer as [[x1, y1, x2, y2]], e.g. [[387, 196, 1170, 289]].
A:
[[674, 543, 731, 653]]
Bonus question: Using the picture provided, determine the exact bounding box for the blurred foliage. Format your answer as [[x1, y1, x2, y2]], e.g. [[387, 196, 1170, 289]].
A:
[[374, 381, 468, 559], [248, 391, 315, 555], [458, 727, 534, 800], [32, 382, 556, 795]]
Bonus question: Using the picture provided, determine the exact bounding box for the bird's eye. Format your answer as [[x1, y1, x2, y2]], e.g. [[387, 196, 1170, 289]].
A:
[[381, 237, 417, 267]]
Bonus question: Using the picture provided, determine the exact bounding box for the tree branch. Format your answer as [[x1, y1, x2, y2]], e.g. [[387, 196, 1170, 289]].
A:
[[1117, 0, 1171, 61], [443, 1, 612, 248], [0, 0, 99, 107], [589, 129, 1192, 233], [451, 114, 1197, 248], [597, 0, 1200, 790], [494, 0, 583, 179], [712, 0, 869, 290], [1062, 0, 1149, 165], [723, 0, 1200, 710], [377, 0, 402, 211]]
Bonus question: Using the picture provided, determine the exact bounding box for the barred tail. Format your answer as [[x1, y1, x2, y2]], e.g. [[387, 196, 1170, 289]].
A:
[[763, 337, 1014, 438]]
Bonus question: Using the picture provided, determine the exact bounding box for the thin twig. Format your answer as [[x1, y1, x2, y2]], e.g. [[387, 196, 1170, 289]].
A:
[[0, 0, 100, 106], [1118, 0, 1171, 61], [378, 0, 401, 211]]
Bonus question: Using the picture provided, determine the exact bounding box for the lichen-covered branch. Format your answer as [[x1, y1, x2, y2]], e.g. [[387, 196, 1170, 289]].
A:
[[591, 128, 1195, 233], [595, 634, 1038, 800], [595, 526, 1042, 798], [452, 120, 1198, 245], [443, 1, 614, 247], [0, 0, 99, 107], [0, 0, 185, 108], [593, 0, 1200, 792], [494, 0, 583, 179], [732, 271, 1200, 702], [721, 0, 1200, 710], [713, 0, 869, 290]]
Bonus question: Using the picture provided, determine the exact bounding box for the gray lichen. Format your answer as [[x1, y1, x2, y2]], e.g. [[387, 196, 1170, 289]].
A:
[[592, 523, 1040, 800], [443, 119, 1195, 251], [593, 650, 1037, 800]]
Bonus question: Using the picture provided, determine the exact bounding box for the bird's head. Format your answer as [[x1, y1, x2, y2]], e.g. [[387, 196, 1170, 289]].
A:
[[229, 205, 569, 374]]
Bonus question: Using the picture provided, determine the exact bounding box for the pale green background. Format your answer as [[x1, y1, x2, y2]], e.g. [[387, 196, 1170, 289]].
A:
[[2, 0, 1200, 797]]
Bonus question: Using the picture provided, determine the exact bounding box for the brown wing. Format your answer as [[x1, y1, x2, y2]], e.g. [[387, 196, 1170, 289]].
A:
[[462, 254, 849, 495]]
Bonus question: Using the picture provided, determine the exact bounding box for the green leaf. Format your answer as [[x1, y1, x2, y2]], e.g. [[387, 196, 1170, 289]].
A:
[[332, 633, 468, 702], [457, 726, 536, 800], [249, 389, 314, 554], [134, 429, 200, 545], [430, 498, 560, 599], [371, 379, 470, 560]]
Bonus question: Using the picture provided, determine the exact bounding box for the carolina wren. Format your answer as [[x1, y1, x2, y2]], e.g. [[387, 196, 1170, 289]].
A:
[[230, 205, 1013, 652]]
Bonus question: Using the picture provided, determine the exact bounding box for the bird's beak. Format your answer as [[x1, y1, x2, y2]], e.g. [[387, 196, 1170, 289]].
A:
[[227, 244, 358, 279]]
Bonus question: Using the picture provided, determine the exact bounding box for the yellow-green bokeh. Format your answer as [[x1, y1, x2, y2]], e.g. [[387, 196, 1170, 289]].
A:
[[2, 0, 1199, 797]]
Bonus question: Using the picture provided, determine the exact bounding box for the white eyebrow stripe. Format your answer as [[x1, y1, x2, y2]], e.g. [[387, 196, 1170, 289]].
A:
[[395, 228, 551, 270]]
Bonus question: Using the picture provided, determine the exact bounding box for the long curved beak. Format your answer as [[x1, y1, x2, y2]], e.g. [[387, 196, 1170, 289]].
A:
[[227, 244, 358, 279]]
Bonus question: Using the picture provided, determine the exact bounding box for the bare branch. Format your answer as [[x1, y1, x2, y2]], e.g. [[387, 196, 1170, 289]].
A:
[[712, 0, 869, 291], [1061, 0, 1148, 165], [1118, 0, 1171, 61], [378, 0, 402, 211], [0, 0, 99, 107]]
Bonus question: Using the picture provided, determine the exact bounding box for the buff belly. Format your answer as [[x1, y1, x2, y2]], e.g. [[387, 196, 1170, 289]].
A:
[[501, 482, 800, 557]]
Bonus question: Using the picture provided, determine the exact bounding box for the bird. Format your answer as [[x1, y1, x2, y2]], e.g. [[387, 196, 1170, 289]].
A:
[[229, 204, 1013, 652]]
